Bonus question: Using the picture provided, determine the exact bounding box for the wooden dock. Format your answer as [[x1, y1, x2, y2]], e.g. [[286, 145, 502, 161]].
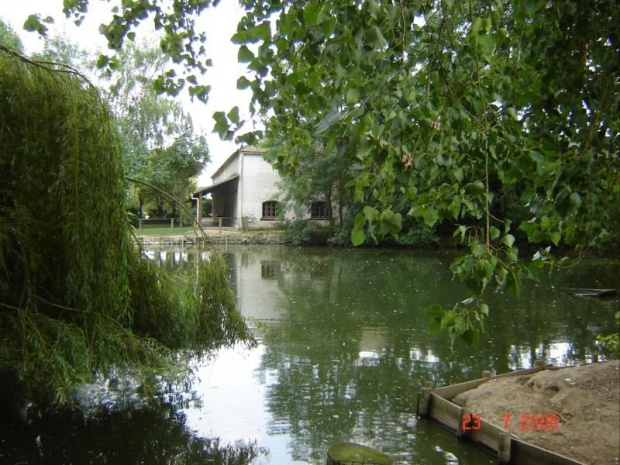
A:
[[418, 365, 586, 465]]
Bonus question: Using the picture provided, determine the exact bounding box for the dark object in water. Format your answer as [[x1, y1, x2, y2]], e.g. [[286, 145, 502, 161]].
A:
[[567, 288, 617, 298]]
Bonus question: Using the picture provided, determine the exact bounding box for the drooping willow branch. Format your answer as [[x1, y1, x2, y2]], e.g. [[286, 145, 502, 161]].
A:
[[0, 43, 98, 92]]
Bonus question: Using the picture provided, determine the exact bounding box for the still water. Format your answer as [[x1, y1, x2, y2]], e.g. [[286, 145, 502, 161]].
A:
[[2, 245, 618, 464]]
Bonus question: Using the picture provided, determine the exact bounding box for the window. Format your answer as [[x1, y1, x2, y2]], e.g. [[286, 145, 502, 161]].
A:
[[262, 201, 279, 220], [261, 261, 280, 280], [311, 201, 328, 219]]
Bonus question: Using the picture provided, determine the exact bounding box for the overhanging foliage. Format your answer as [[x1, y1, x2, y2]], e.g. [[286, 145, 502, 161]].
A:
[[25, 0, 620, 346], [0, 47, 251, 405]]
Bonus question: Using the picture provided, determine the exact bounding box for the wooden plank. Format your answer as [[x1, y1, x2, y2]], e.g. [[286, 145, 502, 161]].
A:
[[429, 393, 461, 431], [433, 378, 491, 401], [433, 365, 552, 401], [467, 416, 504, 452], [511, 438, 586, 465]]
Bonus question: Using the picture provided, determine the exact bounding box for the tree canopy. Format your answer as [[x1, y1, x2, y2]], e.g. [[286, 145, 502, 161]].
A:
[[22, 0, 620, 345], [0, 18, 24, 52], [105, 42, 209, 218]]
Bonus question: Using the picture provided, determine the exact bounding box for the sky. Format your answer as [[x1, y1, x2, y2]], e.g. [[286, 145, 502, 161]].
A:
[[1, 0, 254, 185]]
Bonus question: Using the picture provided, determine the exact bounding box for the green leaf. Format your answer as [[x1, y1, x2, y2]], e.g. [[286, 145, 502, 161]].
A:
[[324, 137, 336, 156], [479, 303, 489, 317], [529, 151, 544, 163], [428, 317, 442, 335], [351, 229, 365, 246], [237, 76, 251, 89], [346, 88, 360, 105], [454, 315, 467, 332], [471, 180, 485, 192], [153, 76, 164, 94], [363, 205, 376, 222], [502, 234, 515, 247], [477, 34, 497, 61], [23, 14, 48, 36], [238, 45, 254, 63], [441, 312, 456, 329], [227, 106, 240, 125], [423, 207, 439, 226], [213, 111, 229, 138], [96, 54, 110, 69], [303, 4, 320, 27], [507, 247, 519, 263], [506, 107, 518, 119], [461, 329, 480, 346], [568, 192, 582, 214], [322, 17, 337, 37], [232, 23, 270, 44], [428, 304, 445, 319], [365, 26, 388, 49], [472, 244, 487, 256], [109, 57, 122, 71], [428, 305, 446, 335]]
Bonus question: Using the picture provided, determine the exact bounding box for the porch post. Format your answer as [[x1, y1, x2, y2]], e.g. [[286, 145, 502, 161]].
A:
[[196, 193, 202, 224]]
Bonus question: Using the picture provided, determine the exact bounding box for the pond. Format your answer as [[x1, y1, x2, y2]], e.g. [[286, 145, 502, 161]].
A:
[[2, 245, 617, 464]]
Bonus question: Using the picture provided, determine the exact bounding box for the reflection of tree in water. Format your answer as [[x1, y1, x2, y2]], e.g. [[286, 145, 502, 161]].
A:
[[254, 249, 488, 462], [252, 248, 618, 463], [0, 406, 266, 465]]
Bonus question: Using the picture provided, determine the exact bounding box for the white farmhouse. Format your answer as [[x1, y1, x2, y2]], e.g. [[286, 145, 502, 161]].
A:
[[193, 146, 328, 230]]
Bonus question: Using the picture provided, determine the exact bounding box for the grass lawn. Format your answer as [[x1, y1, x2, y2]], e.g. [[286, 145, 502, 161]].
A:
[[136, 226, 198, 235]]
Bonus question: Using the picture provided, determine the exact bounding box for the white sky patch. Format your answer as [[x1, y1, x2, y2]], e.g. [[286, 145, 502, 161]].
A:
[[1, 0, 254, 185]]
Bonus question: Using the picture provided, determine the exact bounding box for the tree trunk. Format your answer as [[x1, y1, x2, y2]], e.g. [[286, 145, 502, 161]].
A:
[[325, 190, 334, 228]]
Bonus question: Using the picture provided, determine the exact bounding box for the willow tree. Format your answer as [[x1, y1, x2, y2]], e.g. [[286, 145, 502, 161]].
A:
[[0, 47, 251, 406]]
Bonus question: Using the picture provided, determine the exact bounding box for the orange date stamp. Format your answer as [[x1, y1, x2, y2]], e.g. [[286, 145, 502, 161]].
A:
[[461, 413, 559, 431]]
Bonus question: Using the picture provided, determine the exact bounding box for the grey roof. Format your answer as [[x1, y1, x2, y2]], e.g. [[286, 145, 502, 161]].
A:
[[192, 174, 239, 197]]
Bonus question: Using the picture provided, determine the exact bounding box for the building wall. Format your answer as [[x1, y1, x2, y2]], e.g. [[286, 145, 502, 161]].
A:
[[239, 152, 292, 228], [212, 153, 240, 183], [203, 147, 325, 229]]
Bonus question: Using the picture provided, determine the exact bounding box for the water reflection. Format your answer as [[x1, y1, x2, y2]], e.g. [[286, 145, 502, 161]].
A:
[[169, 246, 616, 464], [59, 244, 615, 465], [0, 406, 266, 464]]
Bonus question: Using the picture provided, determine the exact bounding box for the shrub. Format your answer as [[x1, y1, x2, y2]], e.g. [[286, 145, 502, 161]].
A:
[[284, 219, 327, 245]]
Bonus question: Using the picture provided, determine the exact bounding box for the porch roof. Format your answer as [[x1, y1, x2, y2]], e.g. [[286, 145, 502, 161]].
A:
[[192, 174, 239, 197]]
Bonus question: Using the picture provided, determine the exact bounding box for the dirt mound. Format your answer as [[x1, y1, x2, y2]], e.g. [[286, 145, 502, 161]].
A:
[[453, 360, 619, 465]]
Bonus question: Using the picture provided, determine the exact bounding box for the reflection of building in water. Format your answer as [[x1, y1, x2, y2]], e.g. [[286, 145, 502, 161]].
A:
[[260, 261, 281, 280], [508, 342, 586, 369], [409, 348, 440, 365], [357, 327, 387, 364], [143, 249, 192, 268], [225, 248, 286, 321], [224, 247, 340, 322]]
